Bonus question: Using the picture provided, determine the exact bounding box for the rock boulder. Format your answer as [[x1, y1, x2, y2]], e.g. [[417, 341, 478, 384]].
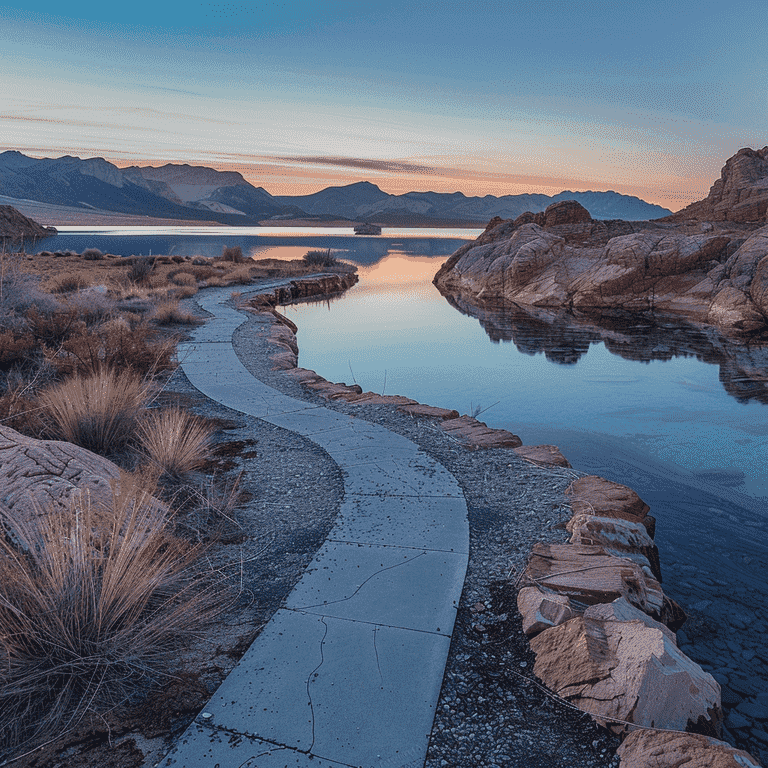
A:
[[529, 598, 722, 736], [617, 729, 761, 767]]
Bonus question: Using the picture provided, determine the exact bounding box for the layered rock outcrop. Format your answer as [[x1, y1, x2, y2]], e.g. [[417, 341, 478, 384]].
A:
[[434, 148, 768, 336], [0, 205, 57, 242], [667, 146, 768, 223]]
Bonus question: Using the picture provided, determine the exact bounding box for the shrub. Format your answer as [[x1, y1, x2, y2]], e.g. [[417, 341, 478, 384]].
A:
[[169, 271, 198, 287], [137, 407, 213, 486], [48, 273, 88, 293], [0, 258, 60, 316], [221, 245, 246, 263], [223, 265, 256, 285], [55, 322, 176, 377], [38, 368, 151, 457], [127, 256, 155, 285], [303, 248, 338, 267], [81, 247, 104, 260], [172, 284, 199, 299], [151, 299, 203, 326], [0, 329, 36, 371], [0, 480, 220, 755]]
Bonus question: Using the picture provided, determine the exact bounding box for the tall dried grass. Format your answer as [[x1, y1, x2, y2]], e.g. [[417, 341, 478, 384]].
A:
[[137, 407, 213, 485], [38, 368, 151, 457], [0, 480, 220, 755]]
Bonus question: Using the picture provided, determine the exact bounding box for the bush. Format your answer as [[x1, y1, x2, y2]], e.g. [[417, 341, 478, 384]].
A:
[[0, 480, 220, 755], [303, 248, 338, 267], [38, 368, 151, 457], [138, 407, 213, 485], [169, 271, 198, 287], [81, 247, 104, 260], [127, 256, 155, 285], [0, 259, 60, 316], [151, 299, 203, 326], [56, 321, 176, 378], [221, 245, 246, 263], [48, 273, 88, 293]]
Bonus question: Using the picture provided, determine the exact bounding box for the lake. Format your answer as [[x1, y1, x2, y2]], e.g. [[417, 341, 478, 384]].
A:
[[32, 227, 768, 756]]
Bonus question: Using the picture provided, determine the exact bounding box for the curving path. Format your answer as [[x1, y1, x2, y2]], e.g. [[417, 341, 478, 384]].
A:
[[159, 285, 469, 768]]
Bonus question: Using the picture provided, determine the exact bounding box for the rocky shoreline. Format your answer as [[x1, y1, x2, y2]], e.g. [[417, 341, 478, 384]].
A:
[[233, 274, 764, 767]]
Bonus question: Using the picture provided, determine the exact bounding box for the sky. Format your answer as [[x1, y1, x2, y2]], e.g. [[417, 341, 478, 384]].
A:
[[1, 0, 766, 210]]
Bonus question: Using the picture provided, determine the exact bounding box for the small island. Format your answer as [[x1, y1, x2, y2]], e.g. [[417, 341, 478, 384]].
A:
[[353, 222, 382, 235]]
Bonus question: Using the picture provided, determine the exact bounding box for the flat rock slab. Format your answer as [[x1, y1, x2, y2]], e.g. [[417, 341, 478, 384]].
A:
[[514, 444, 572, 467], [439, 415, 522, 449], [524, 542, 665, 618], [162, 285, 469, 768]]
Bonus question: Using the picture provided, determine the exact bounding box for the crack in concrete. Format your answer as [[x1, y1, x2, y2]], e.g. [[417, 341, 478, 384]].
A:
[[293, 551, 427, 611], [373, 626, 384, 685], [306, 616, 329, 755]]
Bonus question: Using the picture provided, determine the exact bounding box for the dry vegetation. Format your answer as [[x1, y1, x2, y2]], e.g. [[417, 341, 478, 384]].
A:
[[0, 244, 314, 763]]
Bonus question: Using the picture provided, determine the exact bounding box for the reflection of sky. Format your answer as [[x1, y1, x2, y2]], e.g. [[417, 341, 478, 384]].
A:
[[286, 251, 768, 500], [2, 2, 766, 208]]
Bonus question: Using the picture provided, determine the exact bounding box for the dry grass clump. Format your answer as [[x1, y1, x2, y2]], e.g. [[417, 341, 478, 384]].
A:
[[126, 256, 155, 285], [172, 283, 199, 299], [0, 479, 221, 756], [303, 248, 338, 267], [220, 245, 246, 263], [47, 272, 89, 293], [151, 298, 203, 326], [38, 368, 151, 457], [169, 271, 198, 287], [137, 407, 213, 486], [81, 247, 104, 260]]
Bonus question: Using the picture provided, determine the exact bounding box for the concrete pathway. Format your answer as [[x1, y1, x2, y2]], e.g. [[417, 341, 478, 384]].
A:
[[159, 286, 469, 768]]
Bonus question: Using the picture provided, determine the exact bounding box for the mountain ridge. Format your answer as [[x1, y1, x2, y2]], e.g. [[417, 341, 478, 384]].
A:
[[0, 150, 673, 225]]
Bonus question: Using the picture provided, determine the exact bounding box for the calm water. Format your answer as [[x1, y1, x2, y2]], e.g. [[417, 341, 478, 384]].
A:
[[32, 228, 768, 754]]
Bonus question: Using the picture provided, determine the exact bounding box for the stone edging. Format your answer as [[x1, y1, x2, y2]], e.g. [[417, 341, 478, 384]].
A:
[[246, 279, 763, 768]]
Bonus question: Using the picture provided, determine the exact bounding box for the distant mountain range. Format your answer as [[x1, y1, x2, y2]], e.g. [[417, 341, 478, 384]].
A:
[[0, 150, 673, 226]]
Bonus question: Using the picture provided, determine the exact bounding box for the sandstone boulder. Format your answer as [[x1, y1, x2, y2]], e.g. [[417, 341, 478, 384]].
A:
[[617, 729, 761, 767], [523, 542, 665, 618], [439, 415, 522, 449], [397, 403, 460, 420], [514, 444, 571, 467], [566, 475, 651, 527], [567, 513, 662, 582], [0, 424, 121, 529], [517, 585, 577, 636], [529, 598, 722, 735]]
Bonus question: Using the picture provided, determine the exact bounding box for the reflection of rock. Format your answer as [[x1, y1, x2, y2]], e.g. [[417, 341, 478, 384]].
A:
[[617, 729, 762, 767], [530, 598, 722, 736], [436, 291, 768, 404], [434, 149, 768, 336]]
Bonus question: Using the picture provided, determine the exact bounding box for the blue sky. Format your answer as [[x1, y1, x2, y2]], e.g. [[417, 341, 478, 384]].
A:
[[1, 0, 766, 208]]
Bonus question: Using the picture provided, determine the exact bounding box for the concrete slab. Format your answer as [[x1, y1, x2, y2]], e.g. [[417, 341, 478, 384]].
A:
[[177, 610, 447, 768], [157, 721, 350, 768], [267, 408, 361, 436], [330, 495, 469, 553], [285, 541, 465, 635], [340, 456, 464, 499]]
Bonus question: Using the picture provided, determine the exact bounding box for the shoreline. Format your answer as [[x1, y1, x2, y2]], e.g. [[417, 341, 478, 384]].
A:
[[232, 276, 764, 767]]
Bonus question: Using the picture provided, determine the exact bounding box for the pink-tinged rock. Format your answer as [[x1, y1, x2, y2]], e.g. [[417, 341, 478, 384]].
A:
[[523, 542, 665, 619], [566, 476, 651, 527], [514, 444, 571, 468], [529, 598, 722, 736], [343, 392, 418, 405], [517, 586, 577, 636], [398, 403, 461, 420], [284, 367, 323, 383], [670, 146, 768, 223], [0, 425, 121, 528], [268, 323, 299, 354], [269, 348, 298, 370], [617, 729, 761, 767], [567, 513, 662, 582], [440, 415, 522, 450]]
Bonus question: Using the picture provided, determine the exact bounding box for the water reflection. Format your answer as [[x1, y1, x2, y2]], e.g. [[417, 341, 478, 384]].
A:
[[440, 292, 768, 405]]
